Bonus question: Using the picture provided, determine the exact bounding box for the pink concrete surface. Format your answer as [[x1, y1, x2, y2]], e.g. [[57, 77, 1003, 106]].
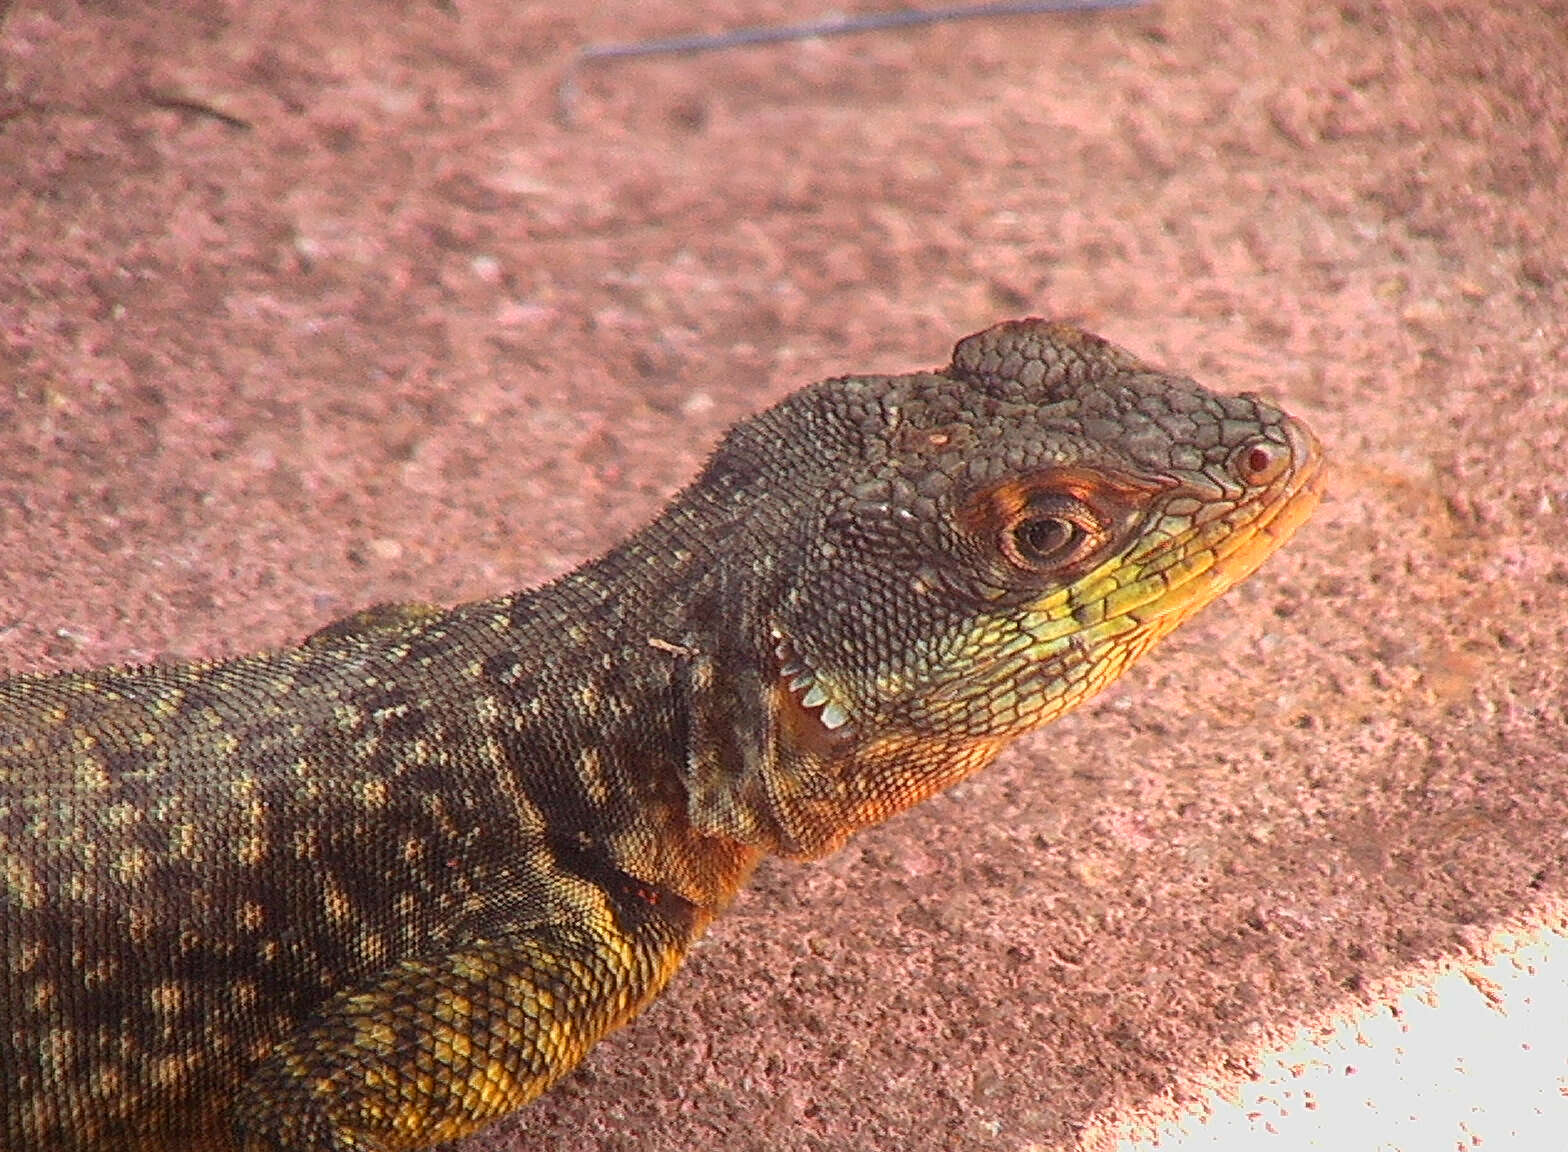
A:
[[2, 2, 1565, 1150]]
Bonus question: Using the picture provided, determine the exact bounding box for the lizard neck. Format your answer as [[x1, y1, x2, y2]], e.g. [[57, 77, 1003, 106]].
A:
[[541, 489, 937, 864], [483, 486, 774, 913], [498, 445, 960, 875], [586, 482, 1010, 864]]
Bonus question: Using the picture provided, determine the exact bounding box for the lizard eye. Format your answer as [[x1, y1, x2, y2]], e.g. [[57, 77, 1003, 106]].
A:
[[961, 469, 1147, 583], [1002, 498, 1105, 572], [1013, 516, 1083, 563]]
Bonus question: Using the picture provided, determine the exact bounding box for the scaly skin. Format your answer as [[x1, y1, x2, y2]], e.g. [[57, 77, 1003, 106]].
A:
[[0, 319, 1323, 1151]]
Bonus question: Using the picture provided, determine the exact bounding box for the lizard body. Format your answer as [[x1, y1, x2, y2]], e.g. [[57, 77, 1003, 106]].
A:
[[0, 320, 1323, 1150]]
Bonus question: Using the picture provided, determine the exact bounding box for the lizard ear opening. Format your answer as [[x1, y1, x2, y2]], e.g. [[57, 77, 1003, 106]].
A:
[[678, 629, 854, 859]]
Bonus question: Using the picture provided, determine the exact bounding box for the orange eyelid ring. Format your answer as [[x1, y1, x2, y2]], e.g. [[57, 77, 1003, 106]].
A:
[[960, 466, 1167, 570], [1230, 437, 1293, 487]]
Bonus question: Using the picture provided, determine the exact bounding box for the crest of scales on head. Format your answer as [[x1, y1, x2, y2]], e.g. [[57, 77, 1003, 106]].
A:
[[681, 318, 1323, 859]]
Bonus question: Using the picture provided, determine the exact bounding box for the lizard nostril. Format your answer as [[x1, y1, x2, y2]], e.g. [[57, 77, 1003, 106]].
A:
[[1233, 439, 1290, 486]]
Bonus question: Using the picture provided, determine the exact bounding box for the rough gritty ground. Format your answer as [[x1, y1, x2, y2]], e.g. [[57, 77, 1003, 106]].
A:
[[2, 1, 1566, 1150]]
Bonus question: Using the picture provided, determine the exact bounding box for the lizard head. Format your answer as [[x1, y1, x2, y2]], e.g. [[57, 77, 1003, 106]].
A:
[[683, 318, 1323, 858]]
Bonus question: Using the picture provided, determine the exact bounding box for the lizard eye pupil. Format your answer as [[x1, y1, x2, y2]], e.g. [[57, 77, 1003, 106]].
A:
[[1012, 516, 1086, 565], [969, 481, 1117, 577]]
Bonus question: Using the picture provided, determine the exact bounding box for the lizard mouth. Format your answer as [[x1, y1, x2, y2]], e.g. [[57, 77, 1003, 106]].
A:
[[1118, 416, 1324, 630], [1028, 416, 1322, 649]]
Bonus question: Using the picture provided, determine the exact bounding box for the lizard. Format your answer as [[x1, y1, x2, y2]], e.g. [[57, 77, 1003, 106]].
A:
[[0, 318, 1323, 1151]]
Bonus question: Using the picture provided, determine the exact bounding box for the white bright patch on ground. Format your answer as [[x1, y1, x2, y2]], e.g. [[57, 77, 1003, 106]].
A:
[[1096, 914, 1568, 1151]]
